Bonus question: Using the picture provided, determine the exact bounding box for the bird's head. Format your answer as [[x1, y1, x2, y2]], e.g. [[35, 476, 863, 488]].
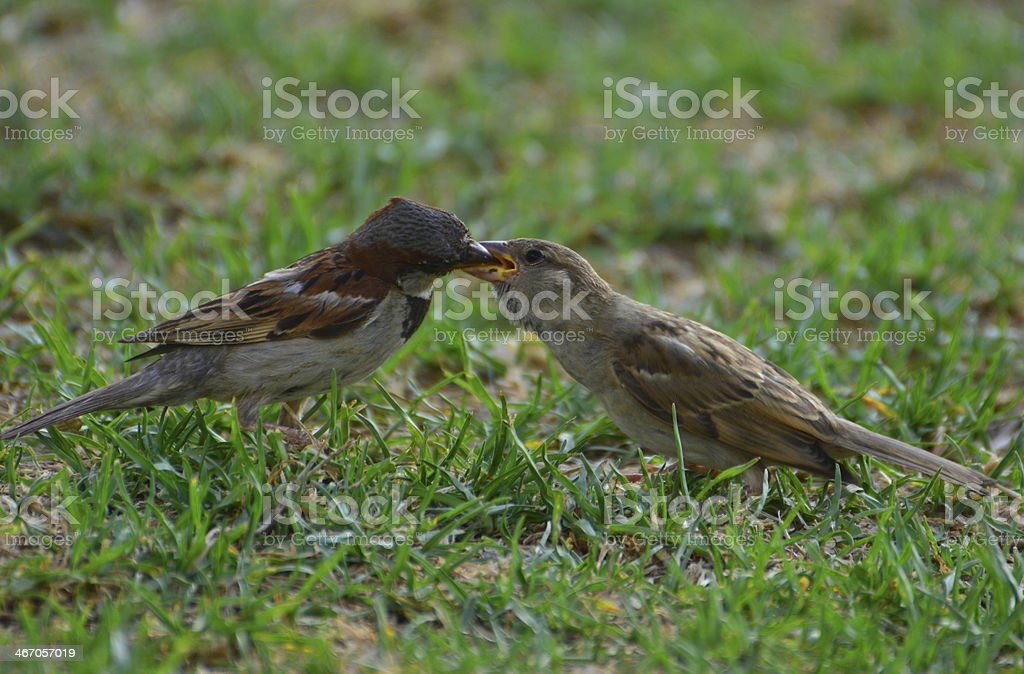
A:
[[350, 197, 496, 296], [461, 238, 612, 331]]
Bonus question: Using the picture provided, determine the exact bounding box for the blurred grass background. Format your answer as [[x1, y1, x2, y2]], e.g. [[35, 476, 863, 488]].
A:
[[1, 0, 1023, 671]]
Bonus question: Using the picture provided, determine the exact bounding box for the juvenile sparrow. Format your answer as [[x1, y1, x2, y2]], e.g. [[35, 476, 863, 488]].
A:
[[1, 197, 497, 442], [465, 239, 1010, 495]]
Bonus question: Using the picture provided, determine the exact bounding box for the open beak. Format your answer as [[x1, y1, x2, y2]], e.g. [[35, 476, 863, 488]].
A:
[[458, 241, 518, 282]]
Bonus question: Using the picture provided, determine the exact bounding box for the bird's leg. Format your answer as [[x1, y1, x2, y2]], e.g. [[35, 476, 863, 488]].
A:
[[263, 423, 317, 449], [278, 399, 306, 428], [270, 399, 319, 449], [237, 397, 318, 449], [741, 465, 768, 495]]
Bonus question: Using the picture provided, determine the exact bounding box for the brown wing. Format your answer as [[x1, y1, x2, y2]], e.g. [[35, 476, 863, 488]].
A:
[[122, 246, 389, 355], [611, 317, 846, 476]]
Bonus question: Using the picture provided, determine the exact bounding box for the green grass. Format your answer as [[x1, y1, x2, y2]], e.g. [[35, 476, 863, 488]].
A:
[[1, 0, 1024, 671]]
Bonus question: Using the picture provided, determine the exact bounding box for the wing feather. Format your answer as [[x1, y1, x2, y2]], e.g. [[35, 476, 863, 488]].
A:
[[121, 247, 389, 352], [611, 318, 844, 476]]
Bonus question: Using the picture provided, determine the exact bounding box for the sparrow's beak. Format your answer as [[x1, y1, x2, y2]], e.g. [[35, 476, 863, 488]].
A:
[[453, 241, 500, 268], [459, 241, 518, 282]]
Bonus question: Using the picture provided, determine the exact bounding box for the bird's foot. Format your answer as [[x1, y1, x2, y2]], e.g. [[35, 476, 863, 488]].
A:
[[261, 423, 320, 450]]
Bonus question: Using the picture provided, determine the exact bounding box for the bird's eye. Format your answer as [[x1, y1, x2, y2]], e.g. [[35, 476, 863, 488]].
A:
[[524, 249, 545, 265]]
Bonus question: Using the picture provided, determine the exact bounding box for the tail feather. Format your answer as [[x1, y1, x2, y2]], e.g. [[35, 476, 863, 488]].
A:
[[831, 418, 1018, 497], [1, 371, 158, 441]]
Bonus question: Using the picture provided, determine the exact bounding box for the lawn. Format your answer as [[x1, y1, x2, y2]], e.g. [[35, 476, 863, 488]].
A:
[[1, 1, 1023, 671]]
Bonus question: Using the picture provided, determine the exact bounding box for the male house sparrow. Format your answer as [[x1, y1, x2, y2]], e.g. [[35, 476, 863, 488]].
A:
[[465, 239, 1010, 494], [1, 197, 496, 442]]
